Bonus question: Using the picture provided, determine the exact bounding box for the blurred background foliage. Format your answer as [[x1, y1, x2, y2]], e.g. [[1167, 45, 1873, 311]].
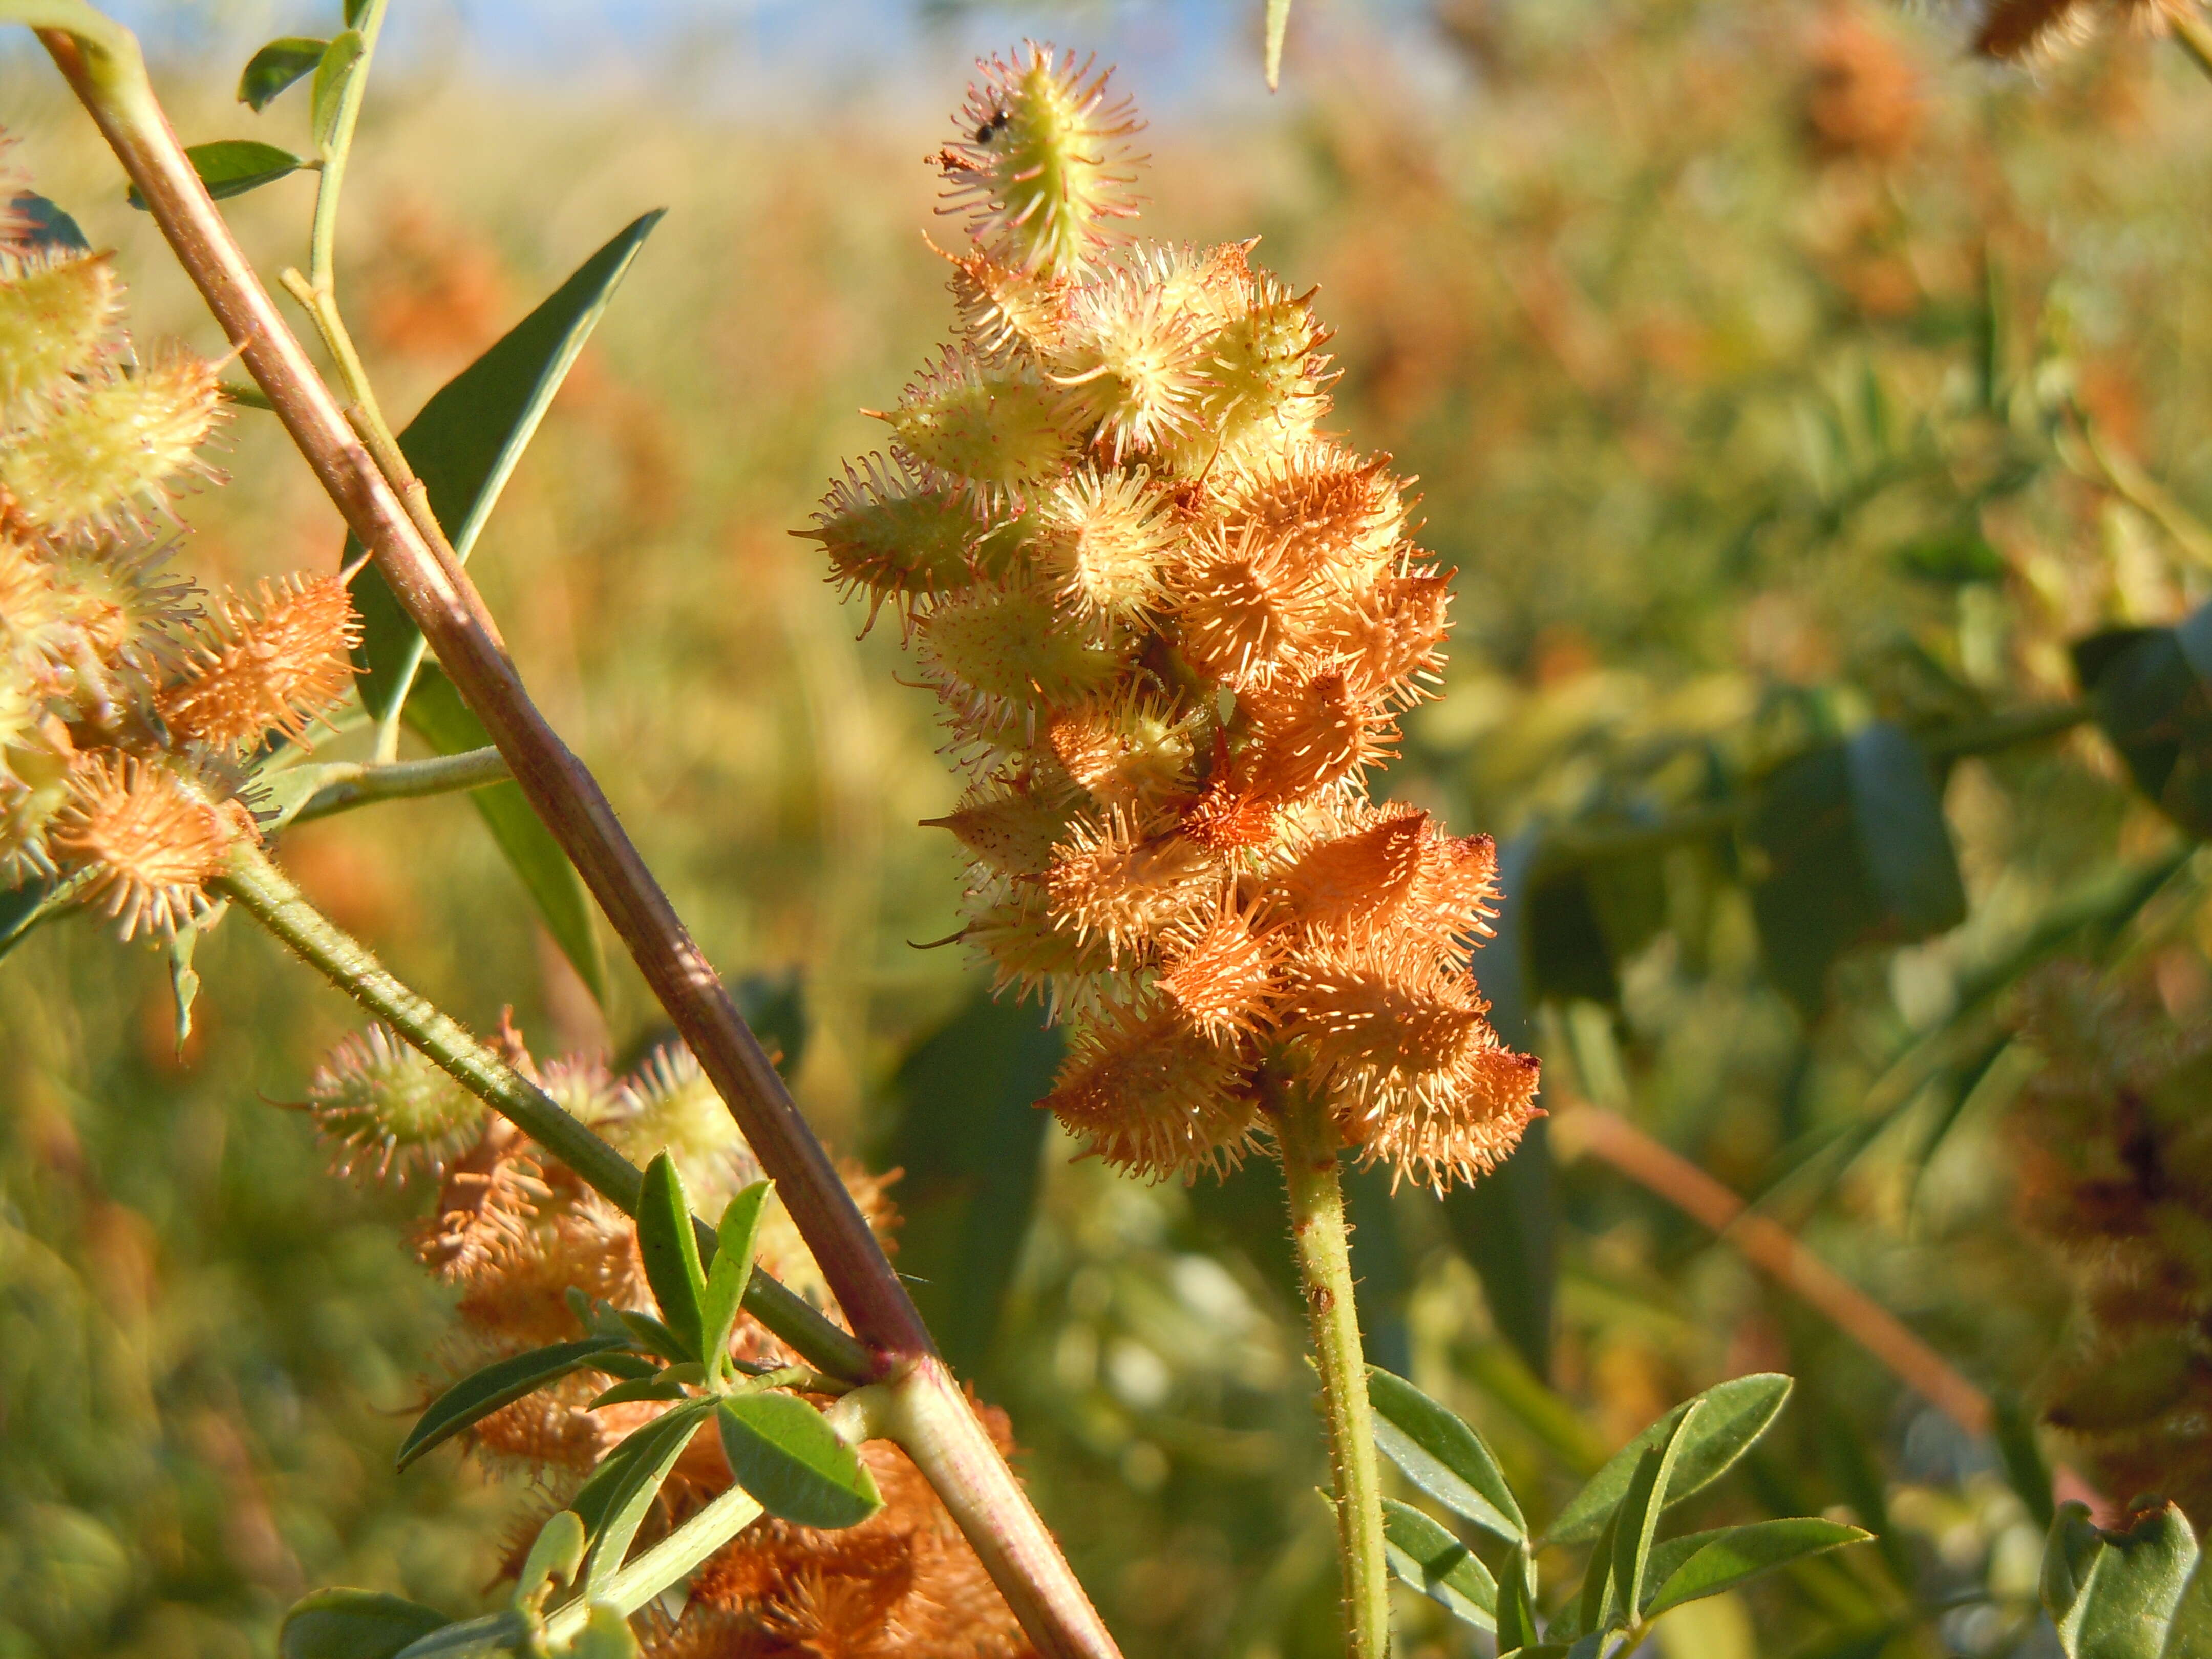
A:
[[5, 0, 2212, 1654]]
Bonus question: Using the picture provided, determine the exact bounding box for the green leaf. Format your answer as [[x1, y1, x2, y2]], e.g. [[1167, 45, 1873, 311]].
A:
[[717, 1392, 883, 1529], [1611, 1399, 1701, 1621], [390, 1610, 533, 1658], [395, 1337, 634, 1472], [238, 37, 328, 111], [402, 667, 605, 1004], [1546, 1375, 1792, 1548], [1575, 1501, 1625, 1639], [2044, 1500, 2203, 1659], [1382, 1498, 1497, 1630], [1497, 1544, 1542, 1653], [636, 1153, 707, 1359], [167, 912, 211, 1056], [344, 0, 372, 24], [1, 871, 89, 962], [1368, 1367, 1525, 1543], [587, 1376, 689, 1409], [309, 30, 365, 156], [129, 140, 304, 208], [1440, 831, 1557, 1379], [579, 1400, 713, 1593], [349, 211, 664, 725], [1641, 1519, 1872, 1620], [2075, 603, 2212, 840], [1749, 722, 1968, 1014], [613, 1309, 690, 1366], [1263, 0, 1292, 89], [280, 1590, 449, 1659], [699, 1182, 773, 1379], [513, 1511, 585, 1607], [878, 990, 1061, 1375]]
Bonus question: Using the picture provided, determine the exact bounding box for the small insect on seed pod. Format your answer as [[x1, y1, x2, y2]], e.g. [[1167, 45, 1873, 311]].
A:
[[816, 45, 1539, 1192]]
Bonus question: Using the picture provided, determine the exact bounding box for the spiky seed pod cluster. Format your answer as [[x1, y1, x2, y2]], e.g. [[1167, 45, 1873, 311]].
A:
[[2010, 965, 2212, 1523], [287, 1023, 1023, 1653], [806, 52, 1540, 1191], [1972, 0, 2200, 60], [0, 136, 358, 933]]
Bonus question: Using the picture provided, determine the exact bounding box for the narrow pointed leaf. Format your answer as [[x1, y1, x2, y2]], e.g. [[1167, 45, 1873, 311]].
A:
[[1546, 1374, 1792, 1547], [349, 211, 665, 722], [1381, 1497, 1497, 1630], [588, 1376, 690, 1409], [1368, 1366, 1525, 1542], [580, 1399, 713, 1593], [309, 30, 364, 156], [1613, 1399, 1701, 1619], [129, 140, 303, 208], [1263, 0, 1292, 88], [401, 668, 605, 1005], [717, 1393, 882, 1529], [238, 37, 328, 110], [396, 1337, 634, 1471], [1641, 1519, 1872, 1620], [614, 1309, 690, 1366], [1497, 1544, 1542, 1652], [698, 1182, 773, 1377], [1576, 1503, 1623, 1639], [636, 1153, 707, 1358], [280, 1590, 449, 1659]]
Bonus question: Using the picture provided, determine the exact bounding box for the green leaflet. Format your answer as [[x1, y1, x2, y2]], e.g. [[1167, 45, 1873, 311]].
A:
[[1546, 1374, 1792, 1548], [717, 1393, 882, 1530], [395, 1337, 636, 1472], [1368, 1366, 1525, 1543], [1380, 1497, 1497, 1630], [278, 1590, 449, 1659], [635, 1152, 708, 1359], [127, 140, 304, 208]]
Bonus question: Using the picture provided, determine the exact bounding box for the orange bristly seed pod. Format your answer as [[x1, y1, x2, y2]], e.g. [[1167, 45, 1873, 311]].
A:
[[0, 351, 224, 538], [1157, 893, 1282, 1039], [810, 51, 1543, 1190], [1044, 811, 1217, 959], [158, 573, 360, 753], [48, 751, 239, 939], [1043, 1004, 1257, 1180], [1241, 669, 1398, 803]]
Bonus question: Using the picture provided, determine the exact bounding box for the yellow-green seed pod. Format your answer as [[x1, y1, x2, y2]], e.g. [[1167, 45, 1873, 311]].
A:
[[941, 45, 1143, 277], [0, 353, 223, 537], [0, 250, 123, 414], [0, 699, 70, 879], [878, 347, 1074, 498], [916, 582, 1126, 728], [607, 1045, 765, 1205], [803, 454, 982, 625], [1046, 686, 1200, 814], [926, 778, 1081, 878], [1031, 466, 1183, 619], [1179, 286, 1331, 469], [306, 1024, 486, 1182], [1046, 266, 1205, 464], [965, 880, 1118, 1012]]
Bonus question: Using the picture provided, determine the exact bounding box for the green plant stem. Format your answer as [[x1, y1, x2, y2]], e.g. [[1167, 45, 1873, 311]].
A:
[[290, 745, 511, 823], [1272, 1079, 1390, 1659], [543, 1484, 763, 1637], [211, 840, 873, 1386]]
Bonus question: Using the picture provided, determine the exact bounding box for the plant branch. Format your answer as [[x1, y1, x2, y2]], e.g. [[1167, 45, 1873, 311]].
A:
[[1271, 1076, 1390, 1659], [543, 1484, 763, 1637], [1551, 1100, 1992, 1437], [23, 0, 936, 1371], [289, 746, 511, 823], [211, 840, 873, 1385]]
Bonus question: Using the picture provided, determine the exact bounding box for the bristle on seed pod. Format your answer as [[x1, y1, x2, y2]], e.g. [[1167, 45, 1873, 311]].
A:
[[158, 573, 359, 754], [47, 751, 238, 938]]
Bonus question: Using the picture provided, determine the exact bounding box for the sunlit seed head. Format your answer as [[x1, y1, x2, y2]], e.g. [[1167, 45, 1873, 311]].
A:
[[1321, 571, 1452, 709], [925, 775, 1080, 879], [1282, 938, 1495, 1078], [0, 530, 72, 686], [1189, 274, 1332, 443], [306, 1024, 486, 1183], [916, 581, 1126, 733], [804, 453, 983, 631], [878, 346, 1075, 499], [1157, 890, 1282, 1040], [0, 705, 72, 881], [48, 751, 237, 938], [1170, 523, 1331, 691], [1031, 466, 1183, 619], [415, 1138, 550, 1284], [157, 573, 360, 754], [942, 236, 1073, 360], [1241, 669, 1398, 803], [1045, 684, 1199, 814], [0, 350, 224, 539], [939, 43, 1144, 278], [1328, 1040, 1542, 1195], [48, 540, 202, 679], [607, 1044, 765, 1205], [1043, 1002, 1257, 1181], [964, 880, 1120, 1013], [1045, 263, 1207, 463], [0, 248, 123, 416], [1273, 802, 1430, 935], [1216, 441, 1408, 591], [1044, 810, 1219, 961]]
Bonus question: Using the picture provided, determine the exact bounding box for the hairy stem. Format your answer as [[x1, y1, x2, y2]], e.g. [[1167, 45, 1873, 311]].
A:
[[1273, 1079, 1390, 1659], [290, 745, 511, 823], [885, 1358, 1124, 1659], [22, 13, 1119, 1652], [212, 840, 873, 1385]]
